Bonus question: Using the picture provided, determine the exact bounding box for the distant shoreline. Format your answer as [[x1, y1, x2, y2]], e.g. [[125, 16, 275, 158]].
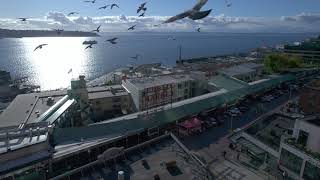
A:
[[0, 28, 99, 38]]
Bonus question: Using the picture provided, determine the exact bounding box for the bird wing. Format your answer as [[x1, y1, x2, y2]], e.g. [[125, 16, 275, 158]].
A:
[[41, 44, 48, 46], [188, 9, 211, 20], [192, 0, 209, 11], [111, 4, 119, 9], [34, 46, 40, 51], [163, 10, 191, 24], [97, 25, 101, 30]]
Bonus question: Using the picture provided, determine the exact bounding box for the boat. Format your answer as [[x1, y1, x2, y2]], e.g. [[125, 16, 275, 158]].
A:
[[82, 40, 97, 45]]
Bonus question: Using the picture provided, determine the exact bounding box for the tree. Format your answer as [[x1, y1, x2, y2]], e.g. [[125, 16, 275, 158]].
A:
[[264, 54, 302, 73]]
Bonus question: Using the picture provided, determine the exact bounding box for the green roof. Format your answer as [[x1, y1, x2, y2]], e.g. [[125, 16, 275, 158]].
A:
[[209, 75, 248, 91]]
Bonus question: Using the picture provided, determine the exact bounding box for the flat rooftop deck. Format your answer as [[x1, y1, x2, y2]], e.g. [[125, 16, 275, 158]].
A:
[[54, 135, 209, 180], [0, 90, 66, 128]]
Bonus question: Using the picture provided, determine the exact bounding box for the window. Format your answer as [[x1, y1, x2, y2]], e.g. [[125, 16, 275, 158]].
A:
[[303, 161, 320, 180], [280, 149, 303, 174], [178, 84, 182, 89], [297, 130, 309, 147]]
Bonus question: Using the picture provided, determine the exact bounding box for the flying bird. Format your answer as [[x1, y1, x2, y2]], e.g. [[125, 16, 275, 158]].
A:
[[128, 25, 136, 31], [34, 44, 48, 51], [163, 0, 212, 24], [98, 5, 110, 10], [92, 25, 101, 33], [131, 54, 140, 60], [197, 28, 201, 32], [106, 38, 118, 44], [225, 0, 232, 7], [53, 29, 64, 34], [68, 12, 79, 16], [110, 4, 119, 9], [18, 18, 28, 22], [84, 0, 96, 3], [85, 44, 94, 50], [139, 12, 145, 17], [137, 2, 147, 14]]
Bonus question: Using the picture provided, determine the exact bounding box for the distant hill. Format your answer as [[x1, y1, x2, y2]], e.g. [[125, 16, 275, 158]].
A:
[[0, 28, 99, 38]]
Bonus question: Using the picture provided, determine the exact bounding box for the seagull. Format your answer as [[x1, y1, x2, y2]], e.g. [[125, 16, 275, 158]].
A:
[[34, 44, 48, 51], [85, 44, 94, 50], [68, 12, 79, 16], [137, 2, 147, 14], [53, 29, 64, 34], [197, 28, 201, 32], [139, 12, 145, 17], [84, 0, 96, 3], [128, 25, 136, 31], [131, 54, 140, 60], [18, 18, 28, 22], [225, 0, 232, 7], [106, 38, 118, 44], [98, 5, 110, 10], [163, 0, 212, 24], [110, 4, 119, 9], [92, 25, 101, 33]]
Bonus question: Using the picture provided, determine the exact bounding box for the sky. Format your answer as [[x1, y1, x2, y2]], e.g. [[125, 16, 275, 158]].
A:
[[0, 0, 320, 33]]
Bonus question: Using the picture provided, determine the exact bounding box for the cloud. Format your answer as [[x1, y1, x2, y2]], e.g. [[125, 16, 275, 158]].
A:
[[46, 12, 73, 25], [0, 12, 320, 33], [281, 13, 320, 23]]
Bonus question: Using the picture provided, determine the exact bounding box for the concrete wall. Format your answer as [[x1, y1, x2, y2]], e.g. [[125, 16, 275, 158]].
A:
[[122, 81, 141, 111], [293, 120, 320, 152], [90, 94, 130, 119], [0, 141, 49, 163]]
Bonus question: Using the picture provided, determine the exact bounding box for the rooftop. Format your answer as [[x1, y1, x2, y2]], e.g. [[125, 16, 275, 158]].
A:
[[55, 134, 210, 180], [87, 85, 128, 100], [0, 85, 127, 128], [219, 65, 256, 77], [245, 114, 295, 151], [301, 115, 320, 127], [126, 75, 193, 90], [0, 92, 65, 128], [219, 63, 263, 77], [209, 75, 248, 91]]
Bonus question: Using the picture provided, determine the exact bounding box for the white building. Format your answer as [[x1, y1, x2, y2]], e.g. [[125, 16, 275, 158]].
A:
[[122, 75, 195, 111], [279, 115, 320, 180]]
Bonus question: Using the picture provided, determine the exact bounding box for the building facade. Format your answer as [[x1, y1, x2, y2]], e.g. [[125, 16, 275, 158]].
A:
[[299, 80, 320, 115], [279, 116, 320, 180], [122, 75, 195, 111]]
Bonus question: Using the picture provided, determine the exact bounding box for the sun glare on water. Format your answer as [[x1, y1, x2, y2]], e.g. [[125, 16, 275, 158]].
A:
[[22, 37, 91, 90]]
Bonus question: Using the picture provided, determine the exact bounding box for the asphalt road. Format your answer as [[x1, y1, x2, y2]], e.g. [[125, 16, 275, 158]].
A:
[[181, 90, 297, 150]]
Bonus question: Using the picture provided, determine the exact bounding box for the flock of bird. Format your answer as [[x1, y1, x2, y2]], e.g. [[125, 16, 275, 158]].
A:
[[27, 0, 232, 53]]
